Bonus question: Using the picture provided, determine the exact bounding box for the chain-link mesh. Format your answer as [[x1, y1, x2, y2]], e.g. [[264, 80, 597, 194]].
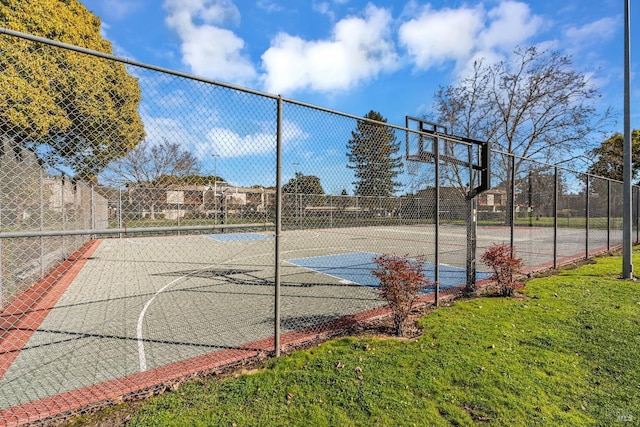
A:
[[0, 29, 637, 424]]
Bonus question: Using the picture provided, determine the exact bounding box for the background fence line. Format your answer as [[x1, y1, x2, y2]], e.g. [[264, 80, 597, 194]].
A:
[[0, 27, 637, 424]]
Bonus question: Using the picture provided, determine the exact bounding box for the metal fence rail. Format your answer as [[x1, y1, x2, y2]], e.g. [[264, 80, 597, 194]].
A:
[[0, 28, 637, 425]]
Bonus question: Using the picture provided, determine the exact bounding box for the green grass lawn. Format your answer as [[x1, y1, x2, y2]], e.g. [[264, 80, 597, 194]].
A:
[[71, 253, 640, 426]]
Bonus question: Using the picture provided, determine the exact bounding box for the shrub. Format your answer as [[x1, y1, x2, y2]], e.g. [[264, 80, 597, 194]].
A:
[[372, 254, 431, 336], [480, 244, 524, 297]]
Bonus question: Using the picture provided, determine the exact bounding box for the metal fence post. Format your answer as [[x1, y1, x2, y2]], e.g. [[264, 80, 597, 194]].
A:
[[274, 96, 283, 357], [466, 197, 477, 292], [465, 144, 477, 293], [90, 184, 95, 239], [585, 178, 590, 258], [61, 176, 66, 256], [118, 187, 123, 238], [553, 166, 558, 269], [510, 155, 516, 251], [636, 186, 639, 243], [607, 180, 611, 251], [40, 168, 45, 278], [434, 132, 440, 305], [176, 199, 180, 227], [330, 195, 333, 228]]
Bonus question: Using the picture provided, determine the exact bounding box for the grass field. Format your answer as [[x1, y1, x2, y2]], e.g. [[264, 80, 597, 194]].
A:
[[70, 251, 640, 426]]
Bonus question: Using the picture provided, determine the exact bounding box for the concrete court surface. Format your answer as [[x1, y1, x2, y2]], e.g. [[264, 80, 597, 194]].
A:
[[0, 224, 615, 410]]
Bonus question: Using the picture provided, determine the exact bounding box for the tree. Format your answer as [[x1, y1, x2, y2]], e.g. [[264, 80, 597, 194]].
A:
[[0, 0, 145, 182], [103, 139, 200, 220], [347, 111, 403, 208], [282, 172, 325, 195], [433, 46, 611, 223], [588, 130, 640, 182], [282, 172, 324, 218], [103, 139, 201, 187], [436, 47, 609, 164]]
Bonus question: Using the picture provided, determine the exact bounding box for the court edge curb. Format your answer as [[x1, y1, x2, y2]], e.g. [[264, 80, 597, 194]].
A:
[[0, 287, 465, 427], [0, 240, 102, 380]]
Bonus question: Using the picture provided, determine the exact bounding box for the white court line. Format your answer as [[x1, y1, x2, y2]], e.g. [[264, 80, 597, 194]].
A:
[[135, 233, 344, 372], [136, 272, 199, 371], [283, 251, 380, 286]]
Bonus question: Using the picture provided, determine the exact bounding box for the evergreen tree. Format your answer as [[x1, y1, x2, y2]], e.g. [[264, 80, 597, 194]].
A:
[[346, 111, 402, 205]]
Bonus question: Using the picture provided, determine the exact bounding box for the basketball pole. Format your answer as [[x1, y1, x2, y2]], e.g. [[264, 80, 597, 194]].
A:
[[274, 96, 283, 357], [623, 0, 633, 279], [466, 144, 477, 293]]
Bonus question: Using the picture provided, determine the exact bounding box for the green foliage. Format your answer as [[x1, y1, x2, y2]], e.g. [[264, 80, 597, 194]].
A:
[[0, 0, 145, 181], [153, 174, 223, 187], [347, 111, 402, 200], [282, 172, 325, 194], [588, 130, 640, 182]]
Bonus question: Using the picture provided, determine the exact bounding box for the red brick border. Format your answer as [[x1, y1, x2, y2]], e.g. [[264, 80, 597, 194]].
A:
[[0, 303, 397, 426], [0, 240, 101, 380]]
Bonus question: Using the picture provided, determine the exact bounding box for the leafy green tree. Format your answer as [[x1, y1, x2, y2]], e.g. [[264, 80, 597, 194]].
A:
[[282, 172, 325, 195], [0, 0, 145, 182], [346, 111, 402, 203], [283, 172, 325, 216], [588, 130, 640, 182]]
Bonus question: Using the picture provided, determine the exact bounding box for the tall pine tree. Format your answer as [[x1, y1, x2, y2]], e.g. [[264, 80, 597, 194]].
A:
[[347, 111, 403, 206]]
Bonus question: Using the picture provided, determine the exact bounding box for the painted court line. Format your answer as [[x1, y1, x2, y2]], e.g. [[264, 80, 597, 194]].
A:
[[204, 233, 273, 243], [287, 251, 380, 287], [137, 275, 187, 372], [287, 251, 491, 290]]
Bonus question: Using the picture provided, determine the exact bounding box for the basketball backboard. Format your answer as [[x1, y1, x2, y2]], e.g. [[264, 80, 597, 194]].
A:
[[405, 116, 491, 199]]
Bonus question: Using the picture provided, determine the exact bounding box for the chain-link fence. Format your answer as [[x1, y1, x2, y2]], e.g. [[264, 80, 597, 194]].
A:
[[0, 28, 637, 425]]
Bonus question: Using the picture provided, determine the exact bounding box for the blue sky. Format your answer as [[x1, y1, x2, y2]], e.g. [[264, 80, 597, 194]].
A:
[[78, 0, 638, 192]]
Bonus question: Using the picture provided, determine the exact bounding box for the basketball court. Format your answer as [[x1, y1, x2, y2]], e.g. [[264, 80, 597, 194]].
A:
[[0, 222, 613, 411]]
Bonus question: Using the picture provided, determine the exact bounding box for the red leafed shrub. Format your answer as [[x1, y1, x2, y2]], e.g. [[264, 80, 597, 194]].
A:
[[480, 244, 524, 297], [372, 254, 431, 336]]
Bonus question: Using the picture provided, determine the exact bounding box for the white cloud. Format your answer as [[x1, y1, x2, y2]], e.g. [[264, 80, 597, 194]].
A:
[[257, 0, 283, 13], [165, 0, 240, 26], [260, 5, 398, 94], [141, 115, 195, 147], [313, 1, 334, 20], [164, 0, 256, 84], [480, 1, 543, 50], [399, 1, 543, 72], [399, 5, 484, 69], [565, 17, 618, 47], [207, 120, 308, 157]]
